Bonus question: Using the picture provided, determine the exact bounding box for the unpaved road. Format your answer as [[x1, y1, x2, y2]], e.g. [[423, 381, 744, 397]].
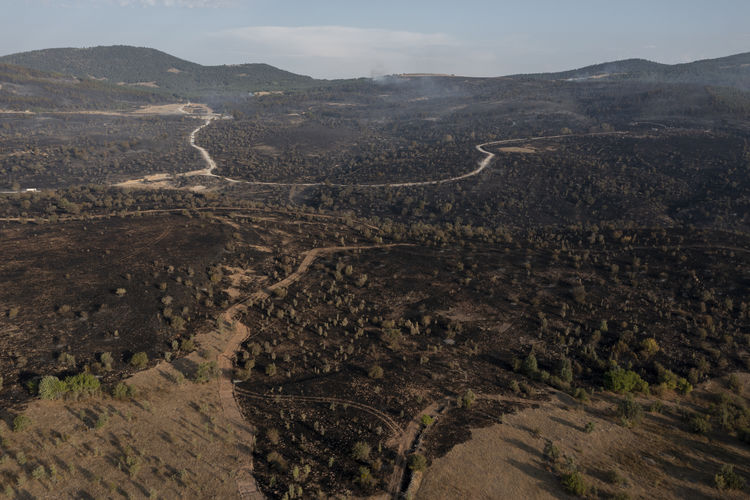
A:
[[215, 243, 413, 499], [112, 103, 631, 190]]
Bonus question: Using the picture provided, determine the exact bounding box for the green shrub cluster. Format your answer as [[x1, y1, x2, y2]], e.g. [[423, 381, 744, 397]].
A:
[[38, 373, 101, 400], [604, 368, 649, 394], [714, 464, 745, 491]]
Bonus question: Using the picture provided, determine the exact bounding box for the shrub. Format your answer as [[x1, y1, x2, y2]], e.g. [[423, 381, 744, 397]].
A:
[[264, 363, 277, 376], [180, 337, 196, 352], [58, 352, 76, 369], [617, 394, 643, 426], [12, 415, 31, 432], [727, 373, 742, 393], [458, 389, 476, 409], [194, 361, 219, 383], [689, 414, 711, 434], [266, 451, 288, 472], [129, 352, 148, 369], [640, 338, 660, 358], [112, 382, 136, 400], [352, 441, 371, 462], [543, 442, 560, 461], [121, 451, 142, 478], [64, 373, 101, 399], [368, 365, 384, 379], [38, 376, 68, 400], [522, 353, 538, 376], [357, 466, 376, 487], [714, 464, 745, 491], [420, 414, 434, 427], [604, 368, 649, 394], [573, 388, 590, 402], [31, 465, 46, 480], [266, 428, 280, 445], [100, 352, 113, 371], [559, 358, 573, 384], [408, 453, 427, 472], [561, 471, 588, 496]]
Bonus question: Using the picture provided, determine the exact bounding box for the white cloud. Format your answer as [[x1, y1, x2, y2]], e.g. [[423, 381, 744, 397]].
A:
[[214, 25, 463, 78]]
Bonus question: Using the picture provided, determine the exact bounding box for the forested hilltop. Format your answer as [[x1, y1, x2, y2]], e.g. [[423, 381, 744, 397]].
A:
[[0, 45, 319, 97], [0, 62, 168, 110]]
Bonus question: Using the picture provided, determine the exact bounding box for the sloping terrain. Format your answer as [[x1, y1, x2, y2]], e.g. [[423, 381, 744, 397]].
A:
[[0, 63, 167, 110], [0, 46, 317, 96], [514, 51, 750, 90]]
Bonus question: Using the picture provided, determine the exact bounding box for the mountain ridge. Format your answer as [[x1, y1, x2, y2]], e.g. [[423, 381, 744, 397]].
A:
[[510, 52, 750, 89]]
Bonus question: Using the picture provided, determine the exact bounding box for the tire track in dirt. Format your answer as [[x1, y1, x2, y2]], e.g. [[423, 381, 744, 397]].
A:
[[233, 387, 402, 435]]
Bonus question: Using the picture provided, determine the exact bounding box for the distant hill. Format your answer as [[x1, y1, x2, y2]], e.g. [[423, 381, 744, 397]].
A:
[[513, 52, 750, 90], [0, 46, 317, 97], [0, 62, 168, 111]]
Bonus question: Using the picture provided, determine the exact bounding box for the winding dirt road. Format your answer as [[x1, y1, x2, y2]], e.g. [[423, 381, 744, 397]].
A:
[[114, 101, 631, 191]]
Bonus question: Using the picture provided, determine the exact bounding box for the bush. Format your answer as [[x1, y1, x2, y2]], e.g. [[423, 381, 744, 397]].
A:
[[458, 389, 476, 409], [357, 466, 376, 488], [112, 382, 137, 400], [640, 338, 660, 358], [727, 373, 742, 393], [420, 414, 434, 427], [38, 376, 68, 400], [100, 352, 113, 371], [559, 358, 573, 384], [352, 441, 371, 462], [408, 453, 427, 472], [194, 361, 219, 383], [543, 442, 560, 461], [689, 414, 712, 434], [368, 365, 384, 379], [12, 414, 31, 432], [64, 373, 101, 399], [267, 451, 288, 471], [561, 471, 588, 496], [604, 368, 649, 394], [180, 337, 196, 352], [738, 427, 750, 445], [714, 464, 745, 491], [130, 352, 148, 369], [617, 394, 643, 426], [522, 353, 538, 376]]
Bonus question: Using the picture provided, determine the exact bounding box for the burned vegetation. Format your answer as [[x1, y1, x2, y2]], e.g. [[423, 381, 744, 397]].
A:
[[0, 51, 748, 499]]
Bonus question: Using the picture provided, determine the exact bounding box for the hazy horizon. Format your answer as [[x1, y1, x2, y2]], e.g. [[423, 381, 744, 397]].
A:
[[2, 1, 749, 79]]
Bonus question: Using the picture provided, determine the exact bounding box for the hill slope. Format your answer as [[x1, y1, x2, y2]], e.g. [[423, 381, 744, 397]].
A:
[[0, 45, 316, 96], [514, 52, 750, 89], [0, 62, 168, 110]]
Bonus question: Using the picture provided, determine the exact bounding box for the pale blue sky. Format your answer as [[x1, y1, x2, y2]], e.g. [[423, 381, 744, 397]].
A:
[[1, 1, 748, 78]]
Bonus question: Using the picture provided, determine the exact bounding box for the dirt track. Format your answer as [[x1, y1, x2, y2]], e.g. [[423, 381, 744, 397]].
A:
[[215, 242, 413, 499]]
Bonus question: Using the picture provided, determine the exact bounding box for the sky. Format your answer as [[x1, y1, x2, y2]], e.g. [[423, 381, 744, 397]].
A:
[[1, 0, 748, 79]]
